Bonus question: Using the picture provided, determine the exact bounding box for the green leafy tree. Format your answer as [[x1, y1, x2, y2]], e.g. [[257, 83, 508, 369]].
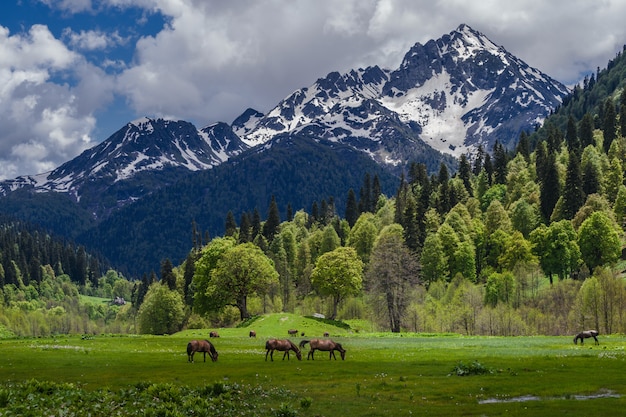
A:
[[484, 271, 515, 307], [207, 243, 279, 320], [366, 233, 419, 332], [320, 224, 341, 255], [420, 232, 448, 284], [192, 237, 237, 315], [310, 246, 363, 319], [348, 213, 378, 263], [530, 221, 580, 284], [578, 211, 621, 272], [137, 283, 185, 334]]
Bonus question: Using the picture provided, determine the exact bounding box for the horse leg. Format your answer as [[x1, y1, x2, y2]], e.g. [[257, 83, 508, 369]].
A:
[[189, 352, 194, 363], [265, 349, 269, 361], [283, 350, 289, 360], [593, 336, 599, 345], [330, 350, 336, 360]]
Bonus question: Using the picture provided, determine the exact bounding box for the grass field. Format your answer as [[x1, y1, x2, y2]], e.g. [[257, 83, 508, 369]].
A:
[[1, 313, 625, 416]]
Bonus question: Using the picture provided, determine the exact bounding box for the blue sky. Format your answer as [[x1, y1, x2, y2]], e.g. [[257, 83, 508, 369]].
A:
[[2, 0, 626, 180]]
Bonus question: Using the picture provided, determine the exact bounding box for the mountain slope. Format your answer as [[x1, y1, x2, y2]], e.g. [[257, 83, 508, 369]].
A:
[[80, 134, 400, 275]]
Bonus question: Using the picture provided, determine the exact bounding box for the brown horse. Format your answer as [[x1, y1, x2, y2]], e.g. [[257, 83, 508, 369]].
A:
[[265, 339, 302, 361], [209, 331, 219, 338], [574, 330, 599, 345], [249, 330, 257, 338], [287, 329, 298, 336], [300, 339, 346, 360], [187, 340, 219, 363]]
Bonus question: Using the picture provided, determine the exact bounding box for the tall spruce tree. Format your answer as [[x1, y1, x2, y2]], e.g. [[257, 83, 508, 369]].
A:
[[565, 115, 580, 152], [562, 151, 585, 219], [224, 211, 237, 237], [262, 196, 281, 241], [345, 188, 359, 227], [539, 152, 561, 221], [579, 113, 595, 148], [603, 98, 617, 153], [458, 154, 473, 195]]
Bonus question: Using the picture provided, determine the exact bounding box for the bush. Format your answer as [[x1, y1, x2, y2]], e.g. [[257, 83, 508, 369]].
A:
[[451, 360, 491, 376]]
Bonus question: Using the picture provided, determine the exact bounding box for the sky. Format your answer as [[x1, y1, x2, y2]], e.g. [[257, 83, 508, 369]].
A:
[[2, 0, 626, 180]]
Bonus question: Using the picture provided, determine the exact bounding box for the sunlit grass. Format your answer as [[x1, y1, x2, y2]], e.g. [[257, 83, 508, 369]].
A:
[[0, 316, 625, 416]]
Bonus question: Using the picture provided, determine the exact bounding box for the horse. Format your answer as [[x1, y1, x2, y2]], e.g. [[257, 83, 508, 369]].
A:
[[187, 340, 219, 363], [300, 339, 346, 360], [265, 339, 302, 361], [323, 332, 330, 337], [209, 331, 220, 338], [287, 329, 298, 336], [574, 330, 599, 345], [249, 330, 257, 338]]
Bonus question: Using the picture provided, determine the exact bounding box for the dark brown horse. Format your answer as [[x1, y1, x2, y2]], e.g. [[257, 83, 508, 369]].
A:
[[209, 331, 219, 338], [187, 339, 219, 363], [265, 339, 302, 361], [287, 329, 298, 336], [574, 330, 599, 345], [249, 330, 257, 338], [300, 339, 346, 360]]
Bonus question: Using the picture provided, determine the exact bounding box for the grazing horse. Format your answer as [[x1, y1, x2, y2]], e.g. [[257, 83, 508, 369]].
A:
[[323, 332, 330, 337], [265, 339, 302, 361], [209, 331, 220, 338], [249, 330, 257, 338], [287, 329, 298, 336], [300, 339, 346, 360], [187, 340, 219, 363], [574, 330, 599, 345]]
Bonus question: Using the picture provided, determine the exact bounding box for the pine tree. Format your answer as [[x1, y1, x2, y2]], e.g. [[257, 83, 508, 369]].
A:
[[251, 209, 261, 241], [262, 195, 281, 241], [516, 131, 530, 161], [539, 152, 561, 221], [358, 173, 372, 213], [437, 163, 451, 215], [620, 86, 626, 137], [224, 211, 237, 237], [160, 258, 176, 291], [603, 98, 617, 153], [458, 154, 473, 195], [239, 212, 251, 243], [562, 151, 585, 219], [372, 174, 382, 210], [483, 153, 493, 185], [565, 115, 580, 152], [493, 141, 508, 184], [579, 113, 595, 148], [345, 188, 359, 227]]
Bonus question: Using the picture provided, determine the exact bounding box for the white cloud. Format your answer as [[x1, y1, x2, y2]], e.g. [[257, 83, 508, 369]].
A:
[[63, 28, 127, 51], [0, 24, 108, 179]]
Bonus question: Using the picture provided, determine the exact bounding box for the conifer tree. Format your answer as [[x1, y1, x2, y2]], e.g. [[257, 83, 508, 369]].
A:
[[483, 153, 493, 185], [251, 209, 261, 241], [620, 86, 626, 137], [359, 173, 372, 213], [239, 212, 251, 243], [458, 154, 473, 195], [263, 195, 281, 241], [345, 188, 359, 227], [603, 98, 617, 153], [493, 141, 508, 184], [224, 211, 237, 237], [473, 145, 484, 175], [579, 113, 595, 148], [565, 115, 580, 152], [539, 152, 561, 221], [372, 174, 382, 210], [516, 131, 530, 161], [562, 151, 585, 219], [437, 163, 451, 215], [160, 258, 177, 291]]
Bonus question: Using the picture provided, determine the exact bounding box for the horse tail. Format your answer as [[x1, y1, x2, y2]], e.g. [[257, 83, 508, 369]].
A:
[[299, 340, 310, 348], [187, 341, 193, 355]]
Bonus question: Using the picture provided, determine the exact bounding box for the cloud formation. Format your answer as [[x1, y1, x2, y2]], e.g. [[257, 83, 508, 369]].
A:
[[2, 0, 626, 179]]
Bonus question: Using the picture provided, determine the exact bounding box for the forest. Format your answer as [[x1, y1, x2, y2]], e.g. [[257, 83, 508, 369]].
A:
[[2, 47, 626, 339]]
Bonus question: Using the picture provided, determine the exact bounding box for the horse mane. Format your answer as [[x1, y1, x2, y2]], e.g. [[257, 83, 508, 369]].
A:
[[289, 340, 300, 351]]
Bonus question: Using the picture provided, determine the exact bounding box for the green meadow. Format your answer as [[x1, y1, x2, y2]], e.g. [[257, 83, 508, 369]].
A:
[[1, 314, 625, 416]]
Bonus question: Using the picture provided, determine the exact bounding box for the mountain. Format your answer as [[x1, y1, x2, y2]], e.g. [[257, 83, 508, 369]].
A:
[[0, 118, 248, 218], [239, 24, 568, 164], [0, 24, 571, 275]]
